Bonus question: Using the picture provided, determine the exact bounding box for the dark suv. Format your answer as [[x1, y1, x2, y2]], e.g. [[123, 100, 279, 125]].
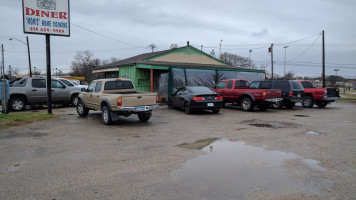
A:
[[250, 80, 305, 108]]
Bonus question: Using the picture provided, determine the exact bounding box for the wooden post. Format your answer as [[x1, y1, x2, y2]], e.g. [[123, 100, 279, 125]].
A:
[[150, 68, 153, 92]]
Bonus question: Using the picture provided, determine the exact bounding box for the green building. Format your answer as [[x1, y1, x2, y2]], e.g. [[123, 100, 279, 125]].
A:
[[92, 45, 265, 102]]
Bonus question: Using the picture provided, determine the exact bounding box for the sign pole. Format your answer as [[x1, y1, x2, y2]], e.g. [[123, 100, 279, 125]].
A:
[[46, 35, 52, 114]]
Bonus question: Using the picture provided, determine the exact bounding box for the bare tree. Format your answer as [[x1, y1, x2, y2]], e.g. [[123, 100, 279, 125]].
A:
[[70, 51, 100, 83], [6, 67, 19, 76], [102, 57, 120, 66], [219, 52, 256, 69], [284, 71, 295, 80]]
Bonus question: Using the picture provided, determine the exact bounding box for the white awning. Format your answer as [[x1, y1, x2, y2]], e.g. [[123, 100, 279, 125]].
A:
[[92, 68, 119, 73]]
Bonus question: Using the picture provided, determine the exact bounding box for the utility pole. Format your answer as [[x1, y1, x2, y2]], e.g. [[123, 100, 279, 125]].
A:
[[334, 69, 339, 76], [1, 44, 9, 113], [283, 46, 289, 78], [148, 43, 157, 53], [9, 65, 11, 77], [249, 50, 252, 68], [201, 45, 203, 51], [219, 39, 223, 58], [56, 68, 58, 77], [269, 44, 274, 79], [322, 30, 326, 88]]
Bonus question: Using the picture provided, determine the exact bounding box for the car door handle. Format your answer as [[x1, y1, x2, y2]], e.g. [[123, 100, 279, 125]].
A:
[[31, 89, 37, 91], [96, 95, 99, 97], [222, 90, 225, 92]]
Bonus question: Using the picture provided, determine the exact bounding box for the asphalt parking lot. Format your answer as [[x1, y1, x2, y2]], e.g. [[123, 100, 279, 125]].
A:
[[0, 102, 355, 200]]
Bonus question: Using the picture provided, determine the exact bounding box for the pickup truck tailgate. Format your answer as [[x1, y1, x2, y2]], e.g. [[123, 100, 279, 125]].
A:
[[121, 93, 156, 107], [265, 89, 282, 98]]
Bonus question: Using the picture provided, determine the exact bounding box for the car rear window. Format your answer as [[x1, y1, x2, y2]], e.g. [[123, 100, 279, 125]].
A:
[[188, 87, 214, 94], [274, 81, 290, 90], [215, 81, 226, 89], [301, 82, 313, 88], [291, 81, 304, 90], [104, 81, 134, 90]]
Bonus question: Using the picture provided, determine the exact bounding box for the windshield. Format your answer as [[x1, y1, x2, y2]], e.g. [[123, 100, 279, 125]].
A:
[[60, 79, 74, 86]]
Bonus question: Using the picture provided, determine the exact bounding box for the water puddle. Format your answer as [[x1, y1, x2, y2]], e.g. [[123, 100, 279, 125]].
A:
[[178, 138, 218, 150], [249, 123, 278, 128], [305, 130, 323, 135], [294, 115, 310, 117], [242, 119, 299, 129], [147, 139, 321, 199], [303, 159, 327, 171]]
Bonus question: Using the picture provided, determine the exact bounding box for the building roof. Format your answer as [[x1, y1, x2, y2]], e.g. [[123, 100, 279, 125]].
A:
[[95, 45, 262, 71]]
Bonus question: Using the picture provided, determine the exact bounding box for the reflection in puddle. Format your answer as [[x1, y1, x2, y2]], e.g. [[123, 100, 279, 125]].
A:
[[305, 130, 323, 135], [145, 140, 322, 199], [249, 123, 278, 128], [294, 115, 310, 117], [303, 159, 327, 171]]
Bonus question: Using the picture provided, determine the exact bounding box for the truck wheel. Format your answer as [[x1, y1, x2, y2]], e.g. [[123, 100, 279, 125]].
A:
[[101, 106, 112, 125], [302, 96, 314, 108], [184, 101, 192, 114], [212, 108, 220, 114], [240, 97, 253, 111], [272, 101, 283, 109], [285, 102, 296, 109], [9, 97, 26, 111], [138, 113, 151, 122], [316, 101, 328, 108], [257, 104, 269, 111], [76, 101, 89, 117], [71, 94, 79, 107]]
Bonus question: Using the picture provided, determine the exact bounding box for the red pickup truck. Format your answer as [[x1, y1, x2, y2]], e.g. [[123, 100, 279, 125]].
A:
[[212, 79, 282, 111], [297, 80, 340, 108]]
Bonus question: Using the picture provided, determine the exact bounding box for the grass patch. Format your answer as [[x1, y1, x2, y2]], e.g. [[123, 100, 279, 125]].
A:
[[340, 93, 356, 102], [0, 113, 56, 129], [178, 138, 219, 150]]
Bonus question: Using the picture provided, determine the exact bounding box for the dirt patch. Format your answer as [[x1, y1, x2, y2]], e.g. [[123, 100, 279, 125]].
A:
[[178, 138, 218, 150]]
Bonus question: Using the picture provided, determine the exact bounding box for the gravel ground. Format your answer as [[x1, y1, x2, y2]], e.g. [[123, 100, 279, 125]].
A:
[[0, 102, 355, 200]]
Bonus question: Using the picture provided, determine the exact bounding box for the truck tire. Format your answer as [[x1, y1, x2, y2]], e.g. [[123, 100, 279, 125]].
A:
[[302, 96, 314, 108], [101, 106, 113, 125], [272, 101, 283, 109], [138, 113, 151, 122], [212, 108, 220, 114], [71, 94, 79, 107], [184, 101, 192, 114], [76, 101, 89, 117], [257, 104, 269, 111], [167, 99, 174, 109], [240, 97, 254, 111], [9, 97, 26, 111], [316, 101, 328, 108], [285, 102, 296, 109]]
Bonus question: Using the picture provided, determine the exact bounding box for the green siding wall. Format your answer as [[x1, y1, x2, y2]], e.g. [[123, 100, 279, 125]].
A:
[[119, 65, 137, 86], [135, 68, 150, 92]]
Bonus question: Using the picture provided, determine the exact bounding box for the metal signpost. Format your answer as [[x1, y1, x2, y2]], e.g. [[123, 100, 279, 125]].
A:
[[22, 0, 70, 114]]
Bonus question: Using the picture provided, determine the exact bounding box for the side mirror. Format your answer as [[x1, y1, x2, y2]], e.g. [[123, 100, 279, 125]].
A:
[[62, 85, 66, 89], [81, 88, 86, 92]]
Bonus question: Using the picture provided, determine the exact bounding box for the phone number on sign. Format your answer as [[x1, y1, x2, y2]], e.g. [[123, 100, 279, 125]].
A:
[[29, 27, 66, 34]]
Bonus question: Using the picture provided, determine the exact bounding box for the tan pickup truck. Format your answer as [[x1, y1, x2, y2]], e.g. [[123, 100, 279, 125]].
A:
[[76, 78, 159, 125]]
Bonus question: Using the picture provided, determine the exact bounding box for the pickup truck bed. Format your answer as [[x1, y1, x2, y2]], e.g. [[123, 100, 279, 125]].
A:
[[77, 78, 159, 125]]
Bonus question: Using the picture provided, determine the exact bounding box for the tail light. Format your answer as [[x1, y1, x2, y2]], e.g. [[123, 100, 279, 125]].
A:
[[289, 91, 294, 97], [215, 96, 223, 100], [156, 95, 158, 103], [192, 97, 205, 101], [262, 92, 267, 100], [117, 97, 122, 106]]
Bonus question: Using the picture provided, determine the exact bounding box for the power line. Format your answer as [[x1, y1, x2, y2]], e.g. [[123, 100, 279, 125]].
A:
[[289, 34, 322, 61], [71, 23, 147, 49]]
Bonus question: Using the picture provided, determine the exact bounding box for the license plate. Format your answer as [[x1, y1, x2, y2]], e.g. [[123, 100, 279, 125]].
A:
[[207, 103, 214, 107], [137, 106, 148, 111]]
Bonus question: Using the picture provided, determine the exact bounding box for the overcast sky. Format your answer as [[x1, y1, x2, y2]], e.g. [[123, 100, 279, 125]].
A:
[[1, 0, 356, 78]]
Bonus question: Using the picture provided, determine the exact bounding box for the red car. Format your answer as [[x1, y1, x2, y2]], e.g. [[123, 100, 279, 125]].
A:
[[297, 80, 340, 108]]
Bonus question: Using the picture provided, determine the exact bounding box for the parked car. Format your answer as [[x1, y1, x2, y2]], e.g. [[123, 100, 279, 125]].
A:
[[8, 77, 83, 111], [77, 78, 159, 125], [212, 79, 282, 111], [249, 80, 305, 109], [167, 86, 223, 114], [297, 80, 340, 108]]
